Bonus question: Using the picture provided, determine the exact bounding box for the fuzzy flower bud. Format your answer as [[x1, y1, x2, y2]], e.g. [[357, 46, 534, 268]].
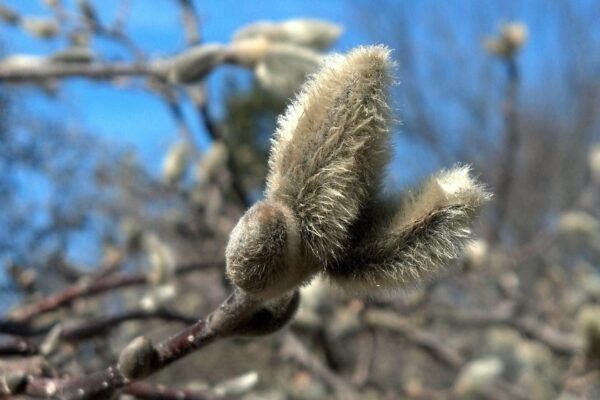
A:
[[255, 44, 321, 97], [453, 357, 504, 398], [233, 18, 342, 51], [167, 44, 227, 84], [588, 144, 600, 184], [226, 46, 490, 300], [161, 140, 189, 185], [577, 305, 600, 364], [329, 166, 491, 290], [226, 46, 393, 299], [484, 21, 528, 59], [22, 17, 59, 39]]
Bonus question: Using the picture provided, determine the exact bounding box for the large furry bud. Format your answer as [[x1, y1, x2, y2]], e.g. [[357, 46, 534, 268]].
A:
[[329, 166, 491, 290], [266, 45, 393, 268], [226, 46, 393, 299]]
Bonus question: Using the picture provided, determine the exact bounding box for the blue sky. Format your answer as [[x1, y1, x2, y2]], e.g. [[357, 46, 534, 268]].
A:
[[3, 0, 367, 175], [4, 1, 584, 183]]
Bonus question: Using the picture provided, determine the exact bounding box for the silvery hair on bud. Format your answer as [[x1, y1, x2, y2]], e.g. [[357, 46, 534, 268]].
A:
[[226, 46, 393, 299], [329, 166, 491, 290]]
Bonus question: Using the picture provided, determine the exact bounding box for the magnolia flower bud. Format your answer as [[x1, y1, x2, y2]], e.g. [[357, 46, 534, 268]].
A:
[[588, 144, 600, 184], [330, 166, 491, 290], [226, 46, 490, 300], [558, 211, 600, 237], [226, 201, 306, 299], [213, 372, 259, 397], [577, 305, 600, 363], [226, 46, 393, 299], [167, 44, 227, 84], [118, 336, 157, 380], [502, 22, 528, 49], [233, 18, 342, 51], [194, 141, 228, 186], [40, 324, 63, 356], [254, 44, 321, 97], [226, 36, 270, 67], [464, 238, 489, 269], [266, 46, 393, 266], [453, 357, 504, 397], [484, 21, 528, 59], [22, 17, 59, 39], [161, 140, 189, 185], [144, 234, 175, 285]]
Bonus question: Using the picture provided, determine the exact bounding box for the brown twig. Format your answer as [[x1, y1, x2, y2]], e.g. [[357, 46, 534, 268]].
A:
[[0, 338, 38, 357], [124, 381, 222, 400], [281, 332, 359, 400], [59, 308, 196, 342], [3, 260, 222, 325], [487, 58, 521, 245], [364, 309, 465, 369], [177, 0, 202, 46], [16, 290, 300, 398], [0, 62, 156, 82], [438, 309, 578, 356]]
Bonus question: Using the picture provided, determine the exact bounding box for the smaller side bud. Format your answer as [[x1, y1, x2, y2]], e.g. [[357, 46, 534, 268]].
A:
[[118, 336, 158, 380], [226, 201, 313, 300], [233, 290, 300, 337]]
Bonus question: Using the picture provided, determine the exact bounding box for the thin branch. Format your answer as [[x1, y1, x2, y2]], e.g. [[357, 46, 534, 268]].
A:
[[3, 260, 222, 325], [0, 338, 38, 357], [281, 332, 359, 400], [364, 309, 465, 369], [59, 309, 196, 341], [487, 58, 521, 244], [177, 0, 202, 46], [17, 289, 301, 398], [124, 381, 222, 400], [188, 87, 251, 209], [438, 309, 578, 356], [0, 62, 157, 82]]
